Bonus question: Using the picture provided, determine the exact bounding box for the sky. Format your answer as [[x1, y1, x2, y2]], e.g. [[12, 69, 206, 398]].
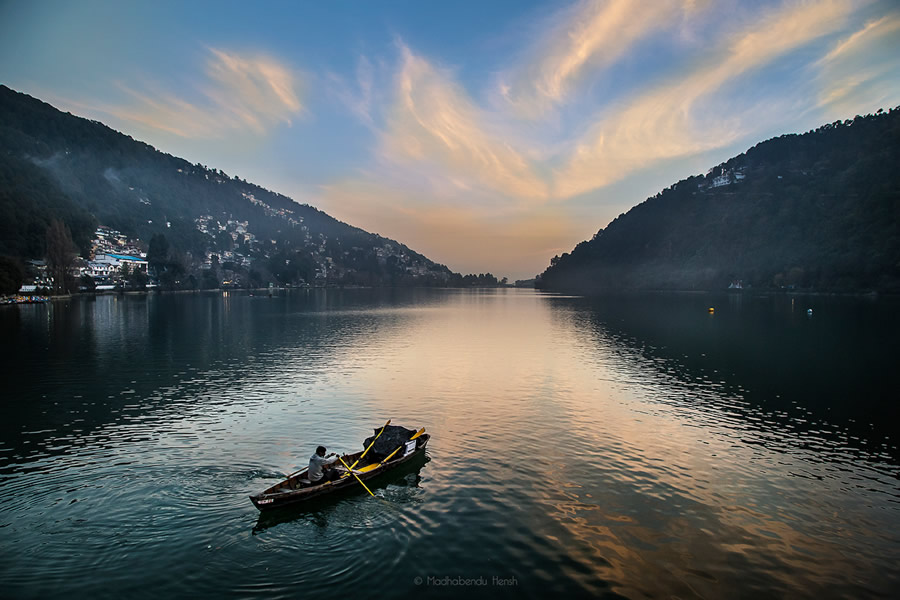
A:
[[1, 0, 899, 280]]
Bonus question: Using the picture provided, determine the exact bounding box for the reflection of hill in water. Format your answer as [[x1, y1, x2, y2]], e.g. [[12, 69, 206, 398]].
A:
[[549, 292, 900, 469], [0, 289, 439, 465]]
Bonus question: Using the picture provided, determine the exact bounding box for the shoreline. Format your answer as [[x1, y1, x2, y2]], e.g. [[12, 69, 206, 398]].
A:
[[6, 286, 895, 304], [533, 287, 893, 299]]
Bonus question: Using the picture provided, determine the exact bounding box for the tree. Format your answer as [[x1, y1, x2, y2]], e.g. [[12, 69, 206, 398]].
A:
[[201, 269, 219, 289], [147, 233, 170, 272], [128, 268, 148, 290], [45, 220, 77, 294], [248, 268, 264, 288], [216, 231, 233, 251], [0, 256, 25, 295], [79, 273, 96, 292]]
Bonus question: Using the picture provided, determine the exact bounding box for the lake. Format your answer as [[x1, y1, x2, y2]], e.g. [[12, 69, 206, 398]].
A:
[[1, 289, 898, 598]]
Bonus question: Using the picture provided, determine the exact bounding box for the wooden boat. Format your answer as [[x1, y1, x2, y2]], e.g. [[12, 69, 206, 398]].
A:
[[250, 432, 430, 511]]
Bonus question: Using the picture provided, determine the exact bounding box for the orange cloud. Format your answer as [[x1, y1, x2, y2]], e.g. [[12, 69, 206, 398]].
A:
[[376, 1, 862, 206], [101, 48, 303, 138], [320, 0, 872, 277], [380, 45, 550, 202], [499, 0, 706, 117], [204, 48, 302, 130], [555, 0, 857, 198]]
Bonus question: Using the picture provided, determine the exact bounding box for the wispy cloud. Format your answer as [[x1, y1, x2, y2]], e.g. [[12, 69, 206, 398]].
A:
[[499, 0, 705, 117], [10, 0, 895, 279], [373, 0, 863, 205], [100, 48, 303, 138], [323, 0, 883, 276], [328, 55, 378, 129], [822, 12, 900, 62], [379, 44, 549, 201], [817, 12, 900, 115], [204, 48, 302, 129], [555, 0, 857, 198]]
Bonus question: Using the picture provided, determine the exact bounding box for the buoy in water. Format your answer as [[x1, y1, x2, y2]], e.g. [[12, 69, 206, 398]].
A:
[[708, 307, 715, 314], [807, 308, 813, 315]]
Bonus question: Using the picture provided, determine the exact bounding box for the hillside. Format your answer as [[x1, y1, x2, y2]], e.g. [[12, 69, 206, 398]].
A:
[[538, 108, 900, 294], [0, 85, 462, 288]]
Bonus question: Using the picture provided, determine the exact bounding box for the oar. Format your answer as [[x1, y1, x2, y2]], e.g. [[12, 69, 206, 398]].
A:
[[338, 456, 375, 497], [349, 419, 391, 470], [286, 465, 308, 479], [356, 428, 425, 474]]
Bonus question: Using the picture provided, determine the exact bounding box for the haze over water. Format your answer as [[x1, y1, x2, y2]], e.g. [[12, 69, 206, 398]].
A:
[[1, 289, 898, 598]]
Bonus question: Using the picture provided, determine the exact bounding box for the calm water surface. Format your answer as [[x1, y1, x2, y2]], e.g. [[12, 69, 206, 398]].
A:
[[1, 289, 898, 599]]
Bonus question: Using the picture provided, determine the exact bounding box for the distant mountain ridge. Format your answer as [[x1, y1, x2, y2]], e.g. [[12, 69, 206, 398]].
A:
[[0, 85, 461, 287], [538, 108, 900, 293]]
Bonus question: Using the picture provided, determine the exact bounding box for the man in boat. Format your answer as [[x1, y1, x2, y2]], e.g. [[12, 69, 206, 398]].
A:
[[308, 446, 341, 485]]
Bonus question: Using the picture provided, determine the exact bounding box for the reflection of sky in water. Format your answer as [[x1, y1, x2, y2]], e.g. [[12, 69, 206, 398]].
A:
[[0, 290, 898, 598], [319, 290, 899, 596]]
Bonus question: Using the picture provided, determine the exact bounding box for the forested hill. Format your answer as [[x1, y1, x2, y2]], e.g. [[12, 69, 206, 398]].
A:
[[538, 108, 900, 294], [0, 85, 458, 287]]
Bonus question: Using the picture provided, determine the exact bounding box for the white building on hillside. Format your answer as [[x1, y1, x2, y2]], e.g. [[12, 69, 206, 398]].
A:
[[86, 253, 148, 279]]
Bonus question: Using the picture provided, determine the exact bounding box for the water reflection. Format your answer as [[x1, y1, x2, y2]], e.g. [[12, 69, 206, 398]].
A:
[[1, 289, 898, 599], [536, 292, 900, 597], [0, 291, 427, 467], [552, 293, 900, 465]]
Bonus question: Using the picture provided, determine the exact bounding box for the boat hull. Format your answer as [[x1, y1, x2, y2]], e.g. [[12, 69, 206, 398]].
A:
[[250, 434, 430, 511]]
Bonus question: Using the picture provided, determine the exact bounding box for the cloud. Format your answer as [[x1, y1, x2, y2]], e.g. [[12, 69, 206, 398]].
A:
[[374, 1, 864, 205], [554, 0, 857, 198], [499, 0, 706, 117], [327, 55, 378, 129], [322, 0, 881, 277], [101, 48, 303, 138], [822, 13, 900, 63], [817, 13, 900, 115], [203, 48, 302, 129], [379, 44, 550, 201]]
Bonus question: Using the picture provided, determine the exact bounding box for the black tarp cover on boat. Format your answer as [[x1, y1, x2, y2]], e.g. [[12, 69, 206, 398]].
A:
[[362, 425, 416, 460]]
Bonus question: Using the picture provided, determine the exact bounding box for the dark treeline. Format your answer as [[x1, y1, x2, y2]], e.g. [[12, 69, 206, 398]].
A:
[[538, 108, 900, 294], [0, 85, 472, 289]]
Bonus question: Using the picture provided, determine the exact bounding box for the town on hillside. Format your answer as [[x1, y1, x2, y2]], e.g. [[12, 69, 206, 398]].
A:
[[2, 217, 508, 302]]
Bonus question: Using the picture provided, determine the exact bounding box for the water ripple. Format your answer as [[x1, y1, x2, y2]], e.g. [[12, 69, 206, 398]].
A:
[[1, 290, 898, 598]]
